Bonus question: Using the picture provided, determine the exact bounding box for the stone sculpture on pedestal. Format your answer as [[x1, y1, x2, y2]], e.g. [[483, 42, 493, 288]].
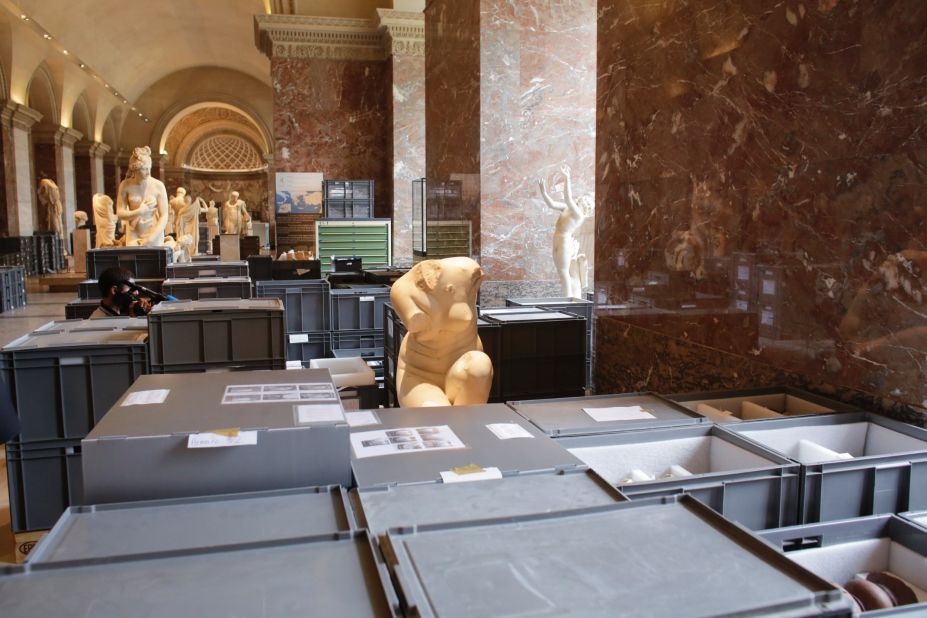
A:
[[37, 178, 65, 241], [175, 196, 208, 260], [538, 165, 593, 298], [168, 187, 188, 236], [74, 211, 88, 229], [92, 194, 119, 248], [391, 257, 493, 407], [115, 146, 169, 247], [221, 191, 252, 237]]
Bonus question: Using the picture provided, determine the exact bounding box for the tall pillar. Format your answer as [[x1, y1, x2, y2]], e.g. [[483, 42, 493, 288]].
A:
[[425, 0, 596, 301], [89, 142, 110, 195], [263, 153, 276, 245], [378, 9, 425, 266], [103, 152, 118, 196], [0, 103, 43, 235]]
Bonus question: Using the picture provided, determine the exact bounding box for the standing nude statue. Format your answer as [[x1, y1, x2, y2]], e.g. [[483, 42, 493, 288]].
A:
[[115, 146, 169, 246], [168, 187, 189, 236], [221, 191, 252, 236], [538, 165, 593, 298], [92, 194, 120, 248]]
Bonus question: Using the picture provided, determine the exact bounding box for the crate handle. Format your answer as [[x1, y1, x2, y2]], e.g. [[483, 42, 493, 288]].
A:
[[59, 357, 87, 366], [781, 536, 822, 552], [199, 288, 218, 295], [200, 269, 217, 276]]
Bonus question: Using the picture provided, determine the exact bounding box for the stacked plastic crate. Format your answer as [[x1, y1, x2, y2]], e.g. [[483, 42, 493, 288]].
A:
[[0, 265, 27, 312], [256, 278, 332, 366], [162, 260, 251, 300], [328, 284, 390, 400], [68, 247, 173, 319]]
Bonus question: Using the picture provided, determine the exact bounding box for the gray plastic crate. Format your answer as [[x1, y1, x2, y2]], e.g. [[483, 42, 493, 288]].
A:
[[331, 328, 384, 351], [78, 278, 163, 300], [166, 260, 249, 279], [902, 510, 927, 531], [64, 299, 100, 319], [352, 469, 625, 534], [191, 254, 220, 262], [6, 438, 83, 533], [0, 531, 398, 617], [331, 285, 390, 331], [759, 514, 927, 615], [82, 369, 350, 504], [147, 298, 285, 373], [256, 279, 330, 333], [33, 317, 148, 334], [1, 328, 149, 443], [350, 403, 584, 489], [286, 331, 331, 364], [30, 485, 354, 564], [381, 495, 852, 618], [162, 276, 253, 300], [665, 386, 861, 423], [0, 266, 26, 311], [85, 247, 173, 279], [726, 412, 927, 523], [558, 424, 801, 530], [508, 392, 707, 437]]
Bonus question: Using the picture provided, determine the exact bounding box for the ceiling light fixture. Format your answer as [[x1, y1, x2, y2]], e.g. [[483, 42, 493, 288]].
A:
[[79, 63, 85, 68], [62, 49, 68, 55], [20, 14, 27, 19], [43, 33, 51, 40]]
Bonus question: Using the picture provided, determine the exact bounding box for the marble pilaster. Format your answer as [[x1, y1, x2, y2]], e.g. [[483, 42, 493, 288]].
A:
[[1, 104, 43, 235]]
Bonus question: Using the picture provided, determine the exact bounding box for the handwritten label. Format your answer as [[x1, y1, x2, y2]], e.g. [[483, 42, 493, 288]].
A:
[[187, 430, 258, 448], [737, 265, 750, 281], [122, 389, 170, 406], [359, 296, 374, 302], [440, 466, 503, 484], [762, 279, 776, 296], [486, 423, 534, 440], [289, 333, 309, 344]]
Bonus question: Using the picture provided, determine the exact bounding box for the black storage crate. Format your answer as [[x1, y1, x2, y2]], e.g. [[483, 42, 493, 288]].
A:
[[65, 299, 101, 319], [6, 438, 84, 532], [34, 232, 64, 274], [192, 254, 220, 262], [323, 180, 374, 219], [0, 237, 37, 275], [147, 299, 286, 373], [166, 261, 248, 279], [86, 247, 173, 279], [330, 285, 390, 331], [247, 255, 273, 281], [331, 329, 384, 351], [256, 279, 330, 333], [286, 331, 331, 364], [0, 266, 27, 312], [271, 259, 321, 280], [363, 268, 408, 286], [0, 329, 149, 443], [162, 277, 253, 300], [78, 278, 162, 301]]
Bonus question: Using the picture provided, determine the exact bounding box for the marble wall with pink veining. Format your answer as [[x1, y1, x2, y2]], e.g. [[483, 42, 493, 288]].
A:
[[425, 0, 596, 282], [595, 0, 927, 417], [272, 57, 391, 216], [389, 53, 426, 265]]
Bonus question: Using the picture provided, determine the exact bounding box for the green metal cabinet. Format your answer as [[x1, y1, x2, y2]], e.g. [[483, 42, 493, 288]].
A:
[[315, 219, 391, 274]]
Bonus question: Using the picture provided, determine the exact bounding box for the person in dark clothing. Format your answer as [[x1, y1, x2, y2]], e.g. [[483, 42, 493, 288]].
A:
[[90, 267, 152, 318]]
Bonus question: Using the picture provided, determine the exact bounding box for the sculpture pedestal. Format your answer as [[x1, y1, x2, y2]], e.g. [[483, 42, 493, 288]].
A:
[[218, 234, 241, 261], [72, 229, 91, 273]]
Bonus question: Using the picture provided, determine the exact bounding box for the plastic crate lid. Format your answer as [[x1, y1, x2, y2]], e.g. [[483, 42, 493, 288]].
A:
[[163, 276, 252, 285], [507, 296, 593, 305], [0, 532, 396, 618], [32, 317, 148, 334], [482, 310, 580, 323], [355, 469, 625, 534], [3, 329, 148, 350], [350, 404, 584, 489], [168, 260, 248, 268], [384, 496, 852, 618], [508, 392, 707, 437], [87, 369, 342, 439], [29, 486, 352, 565], [149, 298, 283, 314]]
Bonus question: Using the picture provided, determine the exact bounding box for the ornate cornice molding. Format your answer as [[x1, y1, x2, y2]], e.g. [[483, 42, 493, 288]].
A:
[[34, 126, 83, 147], [254, 14, 385, 61], [377, 9, 425, 58], [1, 102, 43, 131], [76, 141, 111, 158]]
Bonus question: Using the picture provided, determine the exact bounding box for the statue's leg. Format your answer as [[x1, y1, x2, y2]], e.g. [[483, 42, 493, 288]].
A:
[[576, 253, 588, 291], [398, 372, 452, 407], [445, 350, 493, 406]]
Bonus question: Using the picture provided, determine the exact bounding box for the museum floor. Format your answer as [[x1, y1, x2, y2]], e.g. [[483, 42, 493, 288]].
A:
[[0, 288, 69, 563]]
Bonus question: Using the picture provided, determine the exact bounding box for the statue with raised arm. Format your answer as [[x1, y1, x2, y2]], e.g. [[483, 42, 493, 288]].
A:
[[221, 190, 252, 236], [115, 146, 169, 246], [538, 165, 593, 298], [37, 178, 65, 241], [168, 187, 188, 236], [92, 194, 119, 247]]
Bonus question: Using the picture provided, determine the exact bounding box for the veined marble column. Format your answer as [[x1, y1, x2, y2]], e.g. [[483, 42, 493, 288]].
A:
[[0, 103, 42, 236], [379, 9, 425, 266]]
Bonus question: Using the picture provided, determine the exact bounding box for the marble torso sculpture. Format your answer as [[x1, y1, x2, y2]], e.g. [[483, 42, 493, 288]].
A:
[[538, 166, 593, 298], [392, 257, 493, 407], [92, 194, 119, 247], [37, 179, 64, 240], [115, 146, 169, 247], [168, 187, 188, 236], [221, 191, 251, 236]]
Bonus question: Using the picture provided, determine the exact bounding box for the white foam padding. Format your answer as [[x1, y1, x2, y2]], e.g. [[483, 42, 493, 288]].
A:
[[625, 469, 655, 483], [308, 357, 376, 388], [786, 539, 927, 603], [740, 422, 927, 461], [569, 436, 776, 486], [794, 440, 853, 464]]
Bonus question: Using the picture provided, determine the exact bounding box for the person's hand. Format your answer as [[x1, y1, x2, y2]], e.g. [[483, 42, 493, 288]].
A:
[[559, 164, 571, 179], [537, 178, 546, 192], [131, 297, 152, 317]]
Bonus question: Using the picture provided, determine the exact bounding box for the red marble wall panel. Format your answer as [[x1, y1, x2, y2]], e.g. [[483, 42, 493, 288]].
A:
[[595, 0, 927, 416]]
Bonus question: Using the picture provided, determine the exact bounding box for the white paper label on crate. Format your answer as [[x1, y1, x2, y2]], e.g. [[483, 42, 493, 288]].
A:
[[296, 404, 345, 424], [735, 300, 749, 311], [122, 389, 170, 406], [286, 360, 303, 370], [737, 265, 750, 281], [761, 310, 774, 326], [583, 406, 656, 422], [440, 466, 503, 484], [345, 410, 380, 427], [359, 296, 374, 302], [289, 333, 309, 344], [351, 425, 466, 459], [187, 430, 258, 448], [762, 279, 776, 295], [486, 423, 534, 440]]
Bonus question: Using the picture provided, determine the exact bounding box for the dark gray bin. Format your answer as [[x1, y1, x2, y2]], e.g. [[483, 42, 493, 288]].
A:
[[759, 514, 927, 615], [902, 510, 927, 531], [726, 412, 927, 523], [30, 485, 354, 564], [559, 424, 802, 530], [351, 403, 584, 489], [256, 279, 330, 333], [147, 298, 285, 373], [166, 260, 249, 279], [286, 330, 331, 363], [191, 254, 220, 262], [665, 386, 860, 423], [64, 299, 100, 320], [331, 285, 390, 330], [82, 369, 350, 504], [0, 531, 398, 618], [352, 469, 625, 534], [507, 392, 706, 437], [381, 495, 852, 618], [78, 278, 163, 300], [332, 328, 384, 352], [85, 247, 173, 279], [6, 438, 83, 533], [1, 328, 149, 443], [162, 276, 253, 300]]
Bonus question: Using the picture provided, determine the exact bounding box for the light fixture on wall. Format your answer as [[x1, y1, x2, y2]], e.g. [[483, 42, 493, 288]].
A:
[[79, 63, 85, 68], [20, 14, 28, 20], [42, 33, 51, 40], [62, 49, 68, 55]]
